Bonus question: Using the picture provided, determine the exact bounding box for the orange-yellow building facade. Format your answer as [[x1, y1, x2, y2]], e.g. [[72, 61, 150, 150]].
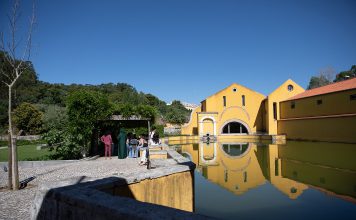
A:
[[181, 79, 304, 137], [181, 78, 356, 143]]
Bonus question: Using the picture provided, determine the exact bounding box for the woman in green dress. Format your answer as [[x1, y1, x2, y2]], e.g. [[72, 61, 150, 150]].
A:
[[117, 128, 127, 159]]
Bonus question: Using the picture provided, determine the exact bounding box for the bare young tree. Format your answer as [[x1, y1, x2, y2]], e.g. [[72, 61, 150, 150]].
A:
[[318, 66, 336, 82], [0, 0, 36, 190]]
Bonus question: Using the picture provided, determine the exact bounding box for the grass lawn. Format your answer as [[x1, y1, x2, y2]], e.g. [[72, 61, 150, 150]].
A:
[[0, 145, 55, 162]]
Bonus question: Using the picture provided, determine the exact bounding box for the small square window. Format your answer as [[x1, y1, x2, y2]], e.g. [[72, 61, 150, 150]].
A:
[[350, 94, 356, 100], [317, 99, 322, 105], [291, 102, 295, 109]]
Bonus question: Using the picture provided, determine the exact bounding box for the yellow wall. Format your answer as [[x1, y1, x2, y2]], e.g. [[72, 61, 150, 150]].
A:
[[114, 171, 194, 212], [278, 115, 356, 143], [278, 89, 356, 143], [266, 79, 305, 134], [280, 89, 356, 119], [181, 106, 201, 135], [182, 83, 266, 136]]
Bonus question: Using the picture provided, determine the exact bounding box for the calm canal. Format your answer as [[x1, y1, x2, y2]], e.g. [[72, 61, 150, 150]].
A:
[[173, 140, 356, 219]]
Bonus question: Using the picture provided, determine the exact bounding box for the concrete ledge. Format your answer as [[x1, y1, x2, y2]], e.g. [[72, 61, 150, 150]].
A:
[[31, 149, 204, 220], [32, 178, 211, 220]]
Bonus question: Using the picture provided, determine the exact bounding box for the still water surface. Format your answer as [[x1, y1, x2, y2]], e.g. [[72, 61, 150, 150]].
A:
[[173, 139, 356, 219]]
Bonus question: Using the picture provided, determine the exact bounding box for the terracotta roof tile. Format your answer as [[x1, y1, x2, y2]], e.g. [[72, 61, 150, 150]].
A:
[[288, 77, 356, 101]]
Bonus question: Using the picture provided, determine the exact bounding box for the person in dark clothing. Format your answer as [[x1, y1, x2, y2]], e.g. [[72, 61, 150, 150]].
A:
[[117, 128, 127, 159]]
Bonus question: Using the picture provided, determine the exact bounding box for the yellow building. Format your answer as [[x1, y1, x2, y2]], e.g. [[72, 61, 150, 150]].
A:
[[181, 77, 356, 143], [181, 79, 304, 137], [278, 77, 356, 143]]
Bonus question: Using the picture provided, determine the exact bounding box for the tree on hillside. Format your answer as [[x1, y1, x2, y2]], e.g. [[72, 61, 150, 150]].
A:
[[13, 102, 43, 135], [0, 0, 36, 190], [307, 67, 335, 90], [165, 100, 191, 125]]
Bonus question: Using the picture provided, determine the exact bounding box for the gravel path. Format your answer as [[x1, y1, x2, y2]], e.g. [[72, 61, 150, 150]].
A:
[[0, 157, 148, 220]]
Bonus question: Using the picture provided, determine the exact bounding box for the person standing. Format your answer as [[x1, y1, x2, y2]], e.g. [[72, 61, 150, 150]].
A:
[[100, 131, 113, 159], [138, 134, 149, 165], [117, 128, 127, 159], [149, 128, 156, 145], [130, 134, 139, 158], [126, 132, 133, 158]]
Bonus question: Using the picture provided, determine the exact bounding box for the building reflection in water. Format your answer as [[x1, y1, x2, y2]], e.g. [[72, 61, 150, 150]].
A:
[[179, 140, 356, 202]]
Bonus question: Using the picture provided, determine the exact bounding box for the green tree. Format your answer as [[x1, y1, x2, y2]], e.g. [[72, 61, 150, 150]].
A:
[[13, 102, 43, 135], [307, 67, 335, 90], [40, 104, 67, 131], [307, 75, 331, 89], [334, 65, 356, 82], [164, 100, 190, 124], [136, 104, 157, 122], [165, 109, 187, 124], [67, 89, 113, 156]]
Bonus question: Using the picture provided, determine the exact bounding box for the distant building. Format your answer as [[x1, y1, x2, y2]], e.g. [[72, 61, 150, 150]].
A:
[[181, 102, 199, 111], [167, 101, 198, 111]]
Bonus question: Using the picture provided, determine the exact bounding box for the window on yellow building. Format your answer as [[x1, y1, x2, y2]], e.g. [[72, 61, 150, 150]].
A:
[[242, 95, 245, 106], [288, 84, 294, 91], [223, 96, 226, 107], [317, 99, 322, 105], [350, 94, 356, 100], [291, 101, 295, 109], [201, 100, 206, 112], [224, 170, 228, 182], [273, 102, 277, 120]]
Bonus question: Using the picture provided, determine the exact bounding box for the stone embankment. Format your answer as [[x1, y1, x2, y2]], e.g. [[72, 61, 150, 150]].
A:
[[0, 148, 211, 220]]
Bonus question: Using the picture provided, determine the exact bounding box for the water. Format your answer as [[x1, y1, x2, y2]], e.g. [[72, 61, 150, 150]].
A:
[[173, 139, 356, 219]]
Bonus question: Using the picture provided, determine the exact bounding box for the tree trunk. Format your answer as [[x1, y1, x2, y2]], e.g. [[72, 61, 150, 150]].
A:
[[8, 86, 19, 190], [7, 134, 12, 190], [12, 137, 19, 190]]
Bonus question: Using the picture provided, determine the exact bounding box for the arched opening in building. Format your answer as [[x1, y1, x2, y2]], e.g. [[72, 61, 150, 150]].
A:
[[202, 118, 214, 136], [222, 121, 248, 134]]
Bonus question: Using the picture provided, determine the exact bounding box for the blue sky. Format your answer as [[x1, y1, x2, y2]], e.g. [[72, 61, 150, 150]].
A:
[[1, 0, 355, 104]]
